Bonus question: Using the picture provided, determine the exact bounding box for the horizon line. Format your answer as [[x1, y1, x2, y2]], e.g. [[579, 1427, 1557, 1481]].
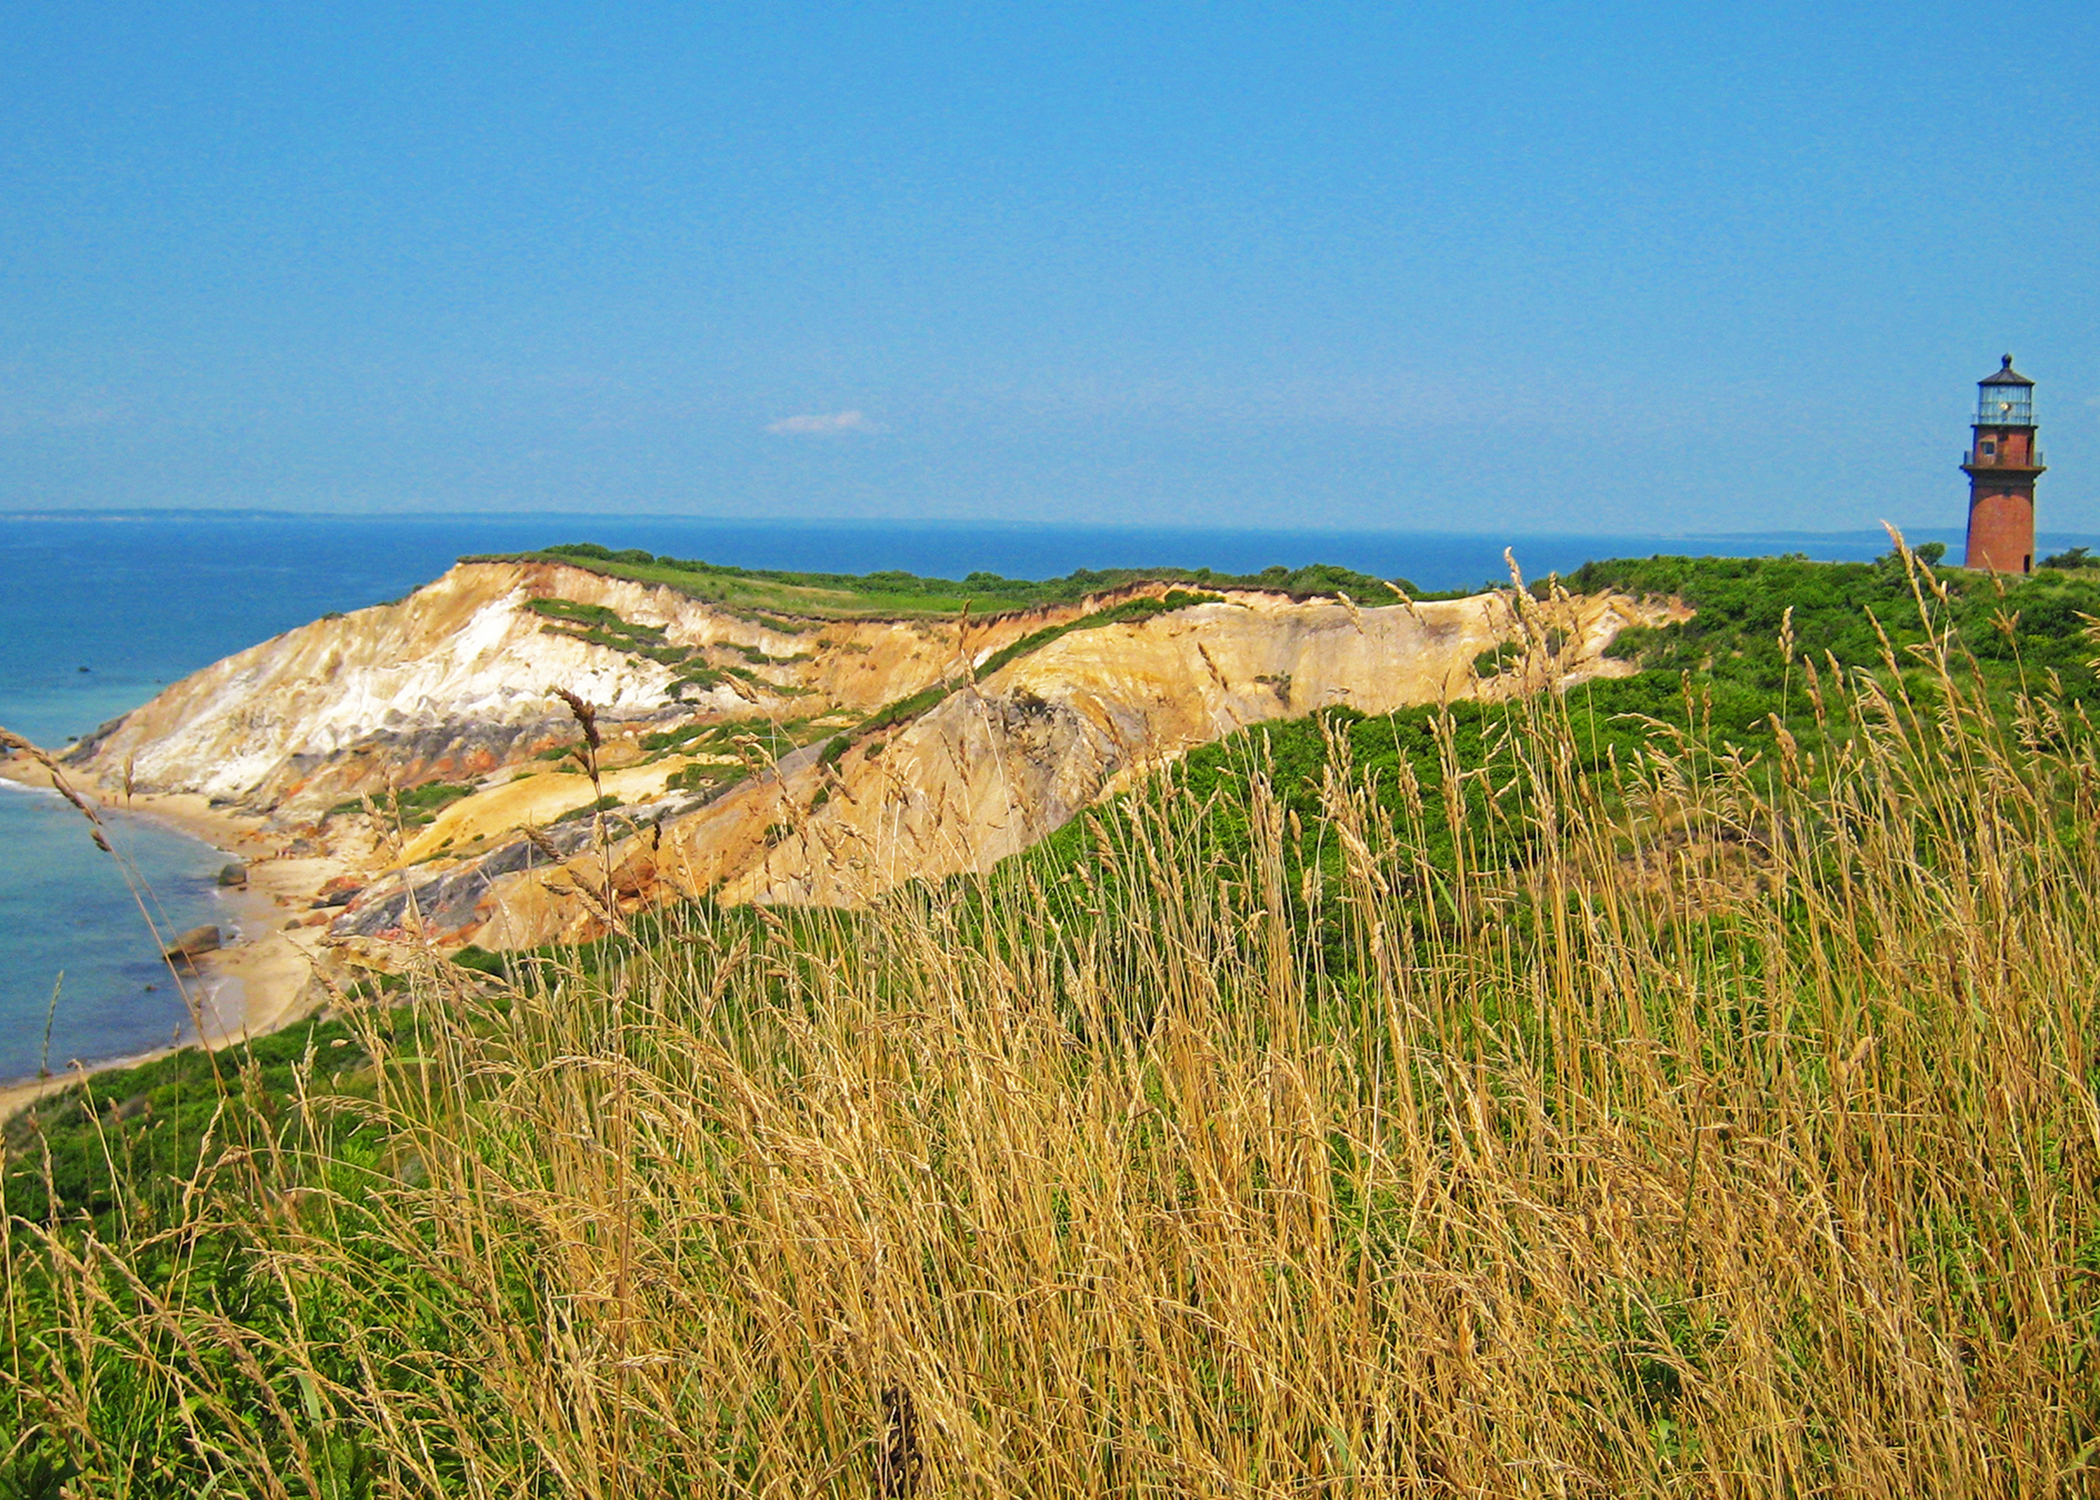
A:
[[0, 508, 2014, 544]]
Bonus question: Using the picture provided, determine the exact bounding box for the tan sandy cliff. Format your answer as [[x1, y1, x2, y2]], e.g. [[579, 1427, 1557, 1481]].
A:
[[58, 559, 1679, 960]]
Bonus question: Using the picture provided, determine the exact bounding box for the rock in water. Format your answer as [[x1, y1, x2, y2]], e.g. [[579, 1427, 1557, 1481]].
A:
[[217, 861, 248, 887], [164, 925, 222, 962]]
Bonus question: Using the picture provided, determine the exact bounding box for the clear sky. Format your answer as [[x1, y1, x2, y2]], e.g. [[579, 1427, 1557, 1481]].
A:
[[3, 2, 2094, 534]]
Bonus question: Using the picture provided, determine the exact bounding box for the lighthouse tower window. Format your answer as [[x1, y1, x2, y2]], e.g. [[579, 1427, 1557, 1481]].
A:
[[1980, 438, 1997, 459]]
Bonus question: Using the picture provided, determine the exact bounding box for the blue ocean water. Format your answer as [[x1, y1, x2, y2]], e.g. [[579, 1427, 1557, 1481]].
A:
[[0, 509, 2064, 1081], [0, 781, 231, 1080]]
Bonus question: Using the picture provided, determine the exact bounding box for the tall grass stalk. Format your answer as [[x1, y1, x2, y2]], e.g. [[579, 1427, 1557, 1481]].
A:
[[36, 974, 60, 1083]]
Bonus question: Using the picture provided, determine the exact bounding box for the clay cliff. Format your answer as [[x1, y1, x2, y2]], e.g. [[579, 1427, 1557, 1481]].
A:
[[65, 558, 1676, 954]]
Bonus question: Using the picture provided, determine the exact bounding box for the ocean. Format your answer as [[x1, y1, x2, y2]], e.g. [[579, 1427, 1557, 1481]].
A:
[[0, 510, 2030, 1082]]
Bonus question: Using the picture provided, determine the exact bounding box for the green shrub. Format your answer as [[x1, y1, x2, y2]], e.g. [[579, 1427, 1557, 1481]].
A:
[[1472, 641, 1522, 676], [326, 781, 477, 827], [552, 794, 621, 826]]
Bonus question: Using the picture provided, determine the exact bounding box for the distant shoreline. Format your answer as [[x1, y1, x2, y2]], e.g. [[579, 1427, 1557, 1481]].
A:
[[0, 507, 2069, 541], [0, 510, 2024, 557]]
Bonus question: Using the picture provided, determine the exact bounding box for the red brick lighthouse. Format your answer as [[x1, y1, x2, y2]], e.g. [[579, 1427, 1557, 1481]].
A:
[[1962, 355, 2044, 573]]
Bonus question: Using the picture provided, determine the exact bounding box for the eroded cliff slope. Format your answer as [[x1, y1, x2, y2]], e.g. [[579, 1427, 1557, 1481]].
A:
[[66, 558, 1676, 953]]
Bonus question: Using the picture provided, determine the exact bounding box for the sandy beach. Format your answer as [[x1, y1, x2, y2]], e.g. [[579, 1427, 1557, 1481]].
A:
[[0, 758, 350, 1120]]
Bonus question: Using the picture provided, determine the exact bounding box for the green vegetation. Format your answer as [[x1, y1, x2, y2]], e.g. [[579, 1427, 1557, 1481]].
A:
[[856, 681, 952, 740], [669, 664, 727, 697], [7, 546, 2100, 1491], [525, 596, 676, 661], [525, 596, 693, 671], [479, 541, 1409, 620], [520, 596, 634, 633], [638, 720, 715, 754], [665, 761, 747, 795], [1472, 639, 1522, 676], [2, 1011, 382, 1225], [325, 780, 478, 827], [523, 595, 829, 704], [640, 717, 804, 794], [550, 793, 622, 825], [1569, 548, 2100, 708]]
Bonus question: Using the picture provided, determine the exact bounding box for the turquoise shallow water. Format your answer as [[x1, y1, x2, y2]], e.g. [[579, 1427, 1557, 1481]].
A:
[[0, 510, 2044, 1080]]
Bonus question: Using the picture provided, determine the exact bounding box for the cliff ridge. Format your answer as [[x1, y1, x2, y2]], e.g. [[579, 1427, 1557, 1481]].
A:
[[66, 557, 1677, 953]]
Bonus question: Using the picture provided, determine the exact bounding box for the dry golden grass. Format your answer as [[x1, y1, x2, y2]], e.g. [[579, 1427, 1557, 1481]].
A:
[[7, 585, 2100, 1497]]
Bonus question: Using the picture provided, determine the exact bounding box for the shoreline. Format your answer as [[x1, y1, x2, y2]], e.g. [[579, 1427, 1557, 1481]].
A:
[[0, 759, 349, 1121]]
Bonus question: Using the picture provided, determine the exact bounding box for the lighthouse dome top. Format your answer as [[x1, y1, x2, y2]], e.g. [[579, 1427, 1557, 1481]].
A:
[[1981, 354, 2033, 387]]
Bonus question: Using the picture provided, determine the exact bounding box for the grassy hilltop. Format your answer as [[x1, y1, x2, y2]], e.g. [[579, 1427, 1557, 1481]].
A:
[[477, 541, 1407, 620], [7, 547, 2100, 1495]]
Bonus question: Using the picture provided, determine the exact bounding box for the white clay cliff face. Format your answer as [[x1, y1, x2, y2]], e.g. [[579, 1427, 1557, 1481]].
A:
[[72, 561, 1001, 815], [66, 560, 1677, 951]]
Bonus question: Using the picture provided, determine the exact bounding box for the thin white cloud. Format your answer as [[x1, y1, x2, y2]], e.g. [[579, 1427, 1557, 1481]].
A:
[[766, 409, 885, 437]]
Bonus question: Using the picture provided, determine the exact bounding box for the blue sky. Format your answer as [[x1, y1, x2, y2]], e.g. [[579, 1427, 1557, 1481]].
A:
[[2, 2, 2094, 533]]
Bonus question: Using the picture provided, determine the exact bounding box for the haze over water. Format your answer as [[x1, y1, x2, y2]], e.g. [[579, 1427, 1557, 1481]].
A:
[[0, 510, 2057, 1081]]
